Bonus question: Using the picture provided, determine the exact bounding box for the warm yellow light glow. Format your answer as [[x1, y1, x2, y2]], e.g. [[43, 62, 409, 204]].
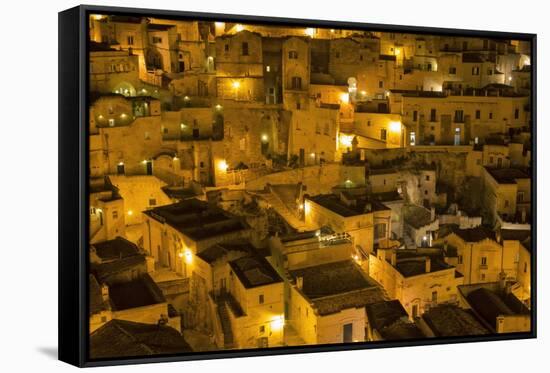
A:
[[127, 210, 133, 216], [118, 161, 124, 166], [340, 134, 353, 148], [395, 48, 401, 56], [215, 22, 225, 28], [184, 96, 190, 101], [218, 160, 229, 172], [141, 160, 148, 164], [91, 14, 104, 21], [340, 92, 350, 104], [180, 123, 186, 129], [310, 152, 315, 158], [271, 315, 285, 331], [389, 121, 402, 132], [232, 81, 241, 89], [304, 201, 311, 216], [298, 203, 304, 210], [509, 76, 513, 81], [215, 104, 222, 110], [261, 134, 268, 142], [184, 249, 193, 263], [235, 24, 244, 32], [330, 29, 335, 33], [305, 28, 315, 37], [360, 90, 367, 96]]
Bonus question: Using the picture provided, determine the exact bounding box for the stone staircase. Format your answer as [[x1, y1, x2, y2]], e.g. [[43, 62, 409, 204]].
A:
[[217, 303, 235, 349]]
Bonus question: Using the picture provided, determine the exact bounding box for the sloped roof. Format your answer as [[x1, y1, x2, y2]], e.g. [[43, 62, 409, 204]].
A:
[[90, 320, 192, 359]]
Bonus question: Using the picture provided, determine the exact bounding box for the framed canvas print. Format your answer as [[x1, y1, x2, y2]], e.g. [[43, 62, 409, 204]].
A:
[[58, 4, 536, 367]]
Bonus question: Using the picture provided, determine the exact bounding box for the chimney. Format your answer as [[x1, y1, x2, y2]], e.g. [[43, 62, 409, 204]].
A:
[[390, 250, 397, 267], [425, 257, 431, 273], [430, 207, 436, 221], [296, 276, 303, 290]]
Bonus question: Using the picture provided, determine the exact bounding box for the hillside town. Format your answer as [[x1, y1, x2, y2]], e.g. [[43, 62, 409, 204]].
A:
[[87, 15, 532, 359]]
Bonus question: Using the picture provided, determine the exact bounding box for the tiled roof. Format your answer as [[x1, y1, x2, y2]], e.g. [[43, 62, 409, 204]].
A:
[[422, 304, 489, 337], [229, 254, 282, 289], [90, 320, 192, 359]]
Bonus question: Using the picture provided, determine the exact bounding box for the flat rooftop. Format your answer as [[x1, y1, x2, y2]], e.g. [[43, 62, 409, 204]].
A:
[[108, 274, 165, 311], [144, 199, 249, 241], [308, 194, 390, 218], [290, 260, 386, 315], [229, 254, 283, 289], [403, 204, 433, 229], [444, 226, 496, 243], [485, 167, 530, 184]]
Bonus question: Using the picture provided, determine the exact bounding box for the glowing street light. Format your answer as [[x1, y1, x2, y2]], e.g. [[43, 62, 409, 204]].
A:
[[389, 121, 402, 133], [232, 81, 241, 89], [271, 315, 285, 331], [218, 160, 229, 172], [305, 28, 315, 37], [340, 92, 350, 104]]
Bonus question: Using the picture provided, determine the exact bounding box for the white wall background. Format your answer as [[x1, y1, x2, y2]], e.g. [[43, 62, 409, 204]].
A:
[[0, 0, 546, 371]]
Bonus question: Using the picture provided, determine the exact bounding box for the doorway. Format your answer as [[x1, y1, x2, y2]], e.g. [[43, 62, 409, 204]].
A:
[[146, 160, 153, 175], [343, 323, 353, 343]]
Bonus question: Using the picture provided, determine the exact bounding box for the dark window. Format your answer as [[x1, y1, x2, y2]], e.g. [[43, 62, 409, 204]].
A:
[[288, 50, 298, 59], [149, 198, 156, 206], [462, 41, 468, 50], [472, 66, 480, 75], [380, 129, 387, 141], [454, 110, 464, 123], [430, 109, 437, 122], [475, 110, 481, 119], [259, 294, 264, 304], [224, 44, 229, 52], [413, 110, 418, 121], [489, 112, 493, 119], [291, 76, 302, 90], [127, 35, 134, 45], [515, 108, 520, 119], [242, 42, 249, 56], [449, 67, 456, 74], [378, 80, 383, 88]]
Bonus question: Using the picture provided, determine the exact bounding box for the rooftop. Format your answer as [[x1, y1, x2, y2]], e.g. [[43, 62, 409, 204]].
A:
[[197, 242, 253, 264], [445, 226, 496, 243], [394, 252, 452, 277], [422, 304, 490, 337], [378, 319, 425, 340], [92, 237, 141, 261], [463, 285, 530, 330], [90, 320, 192, 359], [108, 274, 165, 311], [144, 199, 249, 241], [500, 229, 531, 242], [229, 254, 283, 289], [366, 300, 409, 331], [485, 166, 530, 184], [290, 260, 386, 315], [308, 194, 389, 218]]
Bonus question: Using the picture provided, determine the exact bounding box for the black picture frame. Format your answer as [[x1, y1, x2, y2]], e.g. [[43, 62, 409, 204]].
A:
[[58, 4, 537, 367]]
